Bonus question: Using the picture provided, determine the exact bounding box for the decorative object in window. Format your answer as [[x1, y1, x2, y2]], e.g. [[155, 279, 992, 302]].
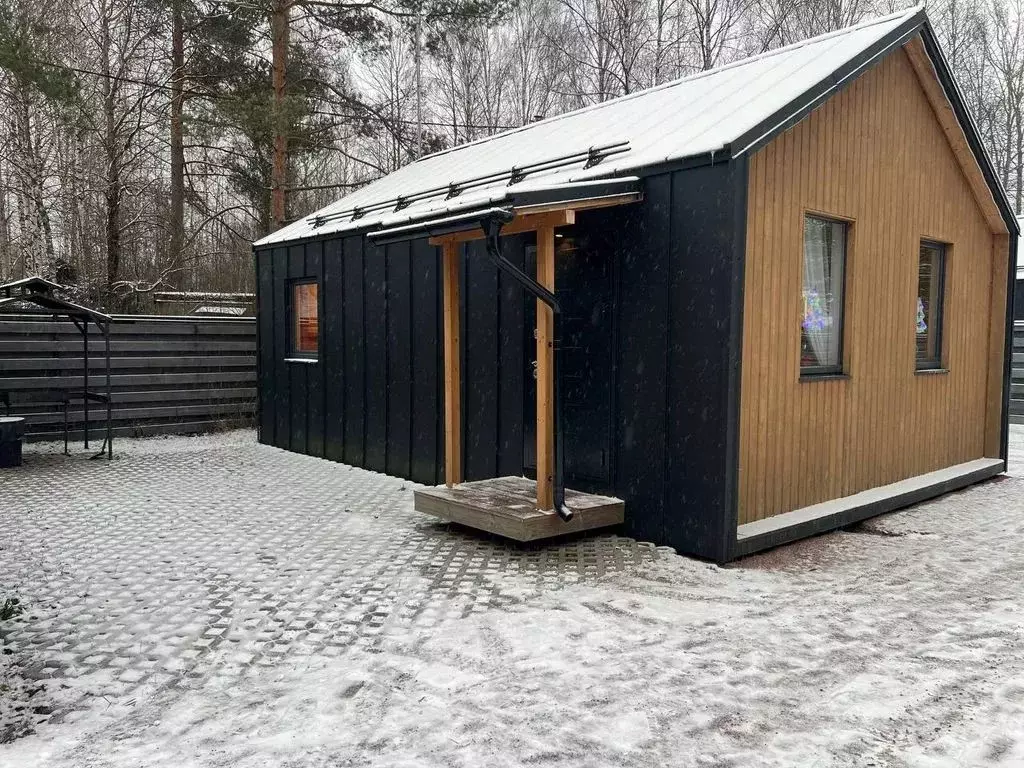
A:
[[801, 215, 847, 375], [291, 281, 319, 358], [916, 241, 946, 369]]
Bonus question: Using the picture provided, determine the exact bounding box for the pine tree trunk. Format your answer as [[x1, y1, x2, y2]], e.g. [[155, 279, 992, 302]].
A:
[[15, 190, 30, 279], [169, 0, 186, 270], [1014, 96, 1023, 215], [14, 85, 56, 276], [100, 0, 122, 307], [415, 3, 423, 157], [0, 160, 10, 282], [74, 132, 94, 297], [270, 0, 290, 231]]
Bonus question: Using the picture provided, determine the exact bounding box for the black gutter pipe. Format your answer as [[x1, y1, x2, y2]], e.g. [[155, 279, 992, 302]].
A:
[[479, 213, 573, 522]]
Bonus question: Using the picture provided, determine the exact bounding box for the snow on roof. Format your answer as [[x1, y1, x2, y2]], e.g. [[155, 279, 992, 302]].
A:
[[193, 305, 249, 316], [0, 276, 65, 294], [256, 5, 925, 247]]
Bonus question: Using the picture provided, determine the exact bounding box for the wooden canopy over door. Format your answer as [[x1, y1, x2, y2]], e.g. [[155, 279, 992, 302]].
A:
[[428, 192, 639, 513], [431, 209, 573, 511]]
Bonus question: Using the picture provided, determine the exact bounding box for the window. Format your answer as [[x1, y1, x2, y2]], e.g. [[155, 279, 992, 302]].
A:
[[290, 280, 319, 358], [801, 215, 847, 375], [916, 241, 946, 370]]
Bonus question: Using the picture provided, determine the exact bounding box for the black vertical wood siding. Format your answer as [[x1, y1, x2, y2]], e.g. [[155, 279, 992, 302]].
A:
[[342, 235, 365, 467], [463, 240, 500, 480], [256, 249, 275, 442], [257, 232, 453, 486], [363, 240, 387, 473], [610, 176, 671, 546], [497, 238, 526, 478], [664, 160, 746, 562], [386, 240, 413, 479], [255, 159, 745, 561], [306, 240, 325, 458], [323, 238, 345, 461], [582, 162, 742, 559], [410, 237, 442, 484], [271, 246, 290, 447], [460, 236, 530, 482]]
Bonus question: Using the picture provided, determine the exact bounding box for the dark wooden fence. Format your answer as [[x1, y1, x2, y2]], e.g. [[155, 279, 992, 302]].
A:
[[1013, 322, 1024, 425], [0, 314, 255, 442]]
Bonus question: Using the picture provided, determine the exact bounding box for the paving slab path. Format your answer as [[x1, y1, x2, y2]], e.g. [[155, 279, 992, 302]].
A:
[[2, 428, 1023, 767]]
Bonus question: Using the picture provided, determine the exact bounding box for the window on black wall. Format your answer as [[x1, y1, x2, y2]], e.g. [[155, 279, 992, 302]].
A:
[[289, 280, 319, 359], [801, 215, 848, 376], [916, 241, 947, 370]]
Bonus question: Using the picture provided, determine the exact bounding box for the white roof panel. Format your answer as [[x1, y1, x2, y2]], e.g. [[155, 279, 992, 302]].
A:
[[256, 6, 924, 247]]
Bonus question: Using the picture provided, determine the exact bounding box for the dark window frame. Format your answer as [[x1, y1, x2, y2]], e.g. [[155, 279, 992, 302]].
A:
[[800, 214, 849, 378], [916, 240, 948, 371], [287, 277, 320, 360]]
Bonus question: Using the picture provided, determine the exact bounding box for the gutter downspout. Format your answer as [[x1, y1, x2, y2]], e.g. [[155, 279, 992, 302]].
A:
[[480, 213, 573, 522]]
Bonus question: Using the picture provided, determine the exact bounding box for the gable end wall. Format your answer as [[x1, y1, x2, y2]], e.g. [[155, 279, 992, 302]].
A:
[[737, 46, 1006, 525]]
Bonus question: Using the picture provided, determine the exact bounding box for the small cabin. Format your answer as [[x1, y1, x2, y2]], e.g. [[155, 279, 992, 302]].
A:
[[252, 6, 1017, 562]]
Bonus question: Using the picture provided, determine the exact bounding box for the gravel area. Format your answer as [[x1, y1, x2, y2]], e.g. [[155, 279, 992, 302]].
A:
[[1, 427, 1023, 767]]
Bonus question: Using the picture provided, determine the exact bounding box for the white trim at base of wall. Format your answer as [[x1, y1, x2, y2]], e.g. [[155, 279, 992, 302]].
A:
[[734, 457, 1005, 555]]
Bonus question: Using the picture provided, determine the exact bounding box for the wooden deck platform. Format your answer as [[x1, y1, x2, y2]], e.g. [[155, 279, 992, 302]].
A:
[[413, 476, 625, 542]]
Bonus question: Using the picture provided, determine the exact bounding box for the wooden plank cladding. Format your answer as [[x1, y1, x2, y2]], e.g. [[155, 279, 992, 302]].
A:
[[737, 47, 1009, 525], [535, 225, 556, 511], [255, 232, 532, 489], [442, 240, 462, 486], [0, 314, 256, 441]]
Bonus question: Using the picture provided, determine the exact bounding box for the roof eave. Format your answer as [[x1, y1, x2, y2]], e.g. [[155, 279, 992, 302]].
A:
[[727, 7, 1017, 235], [366, 178, 644, 245], [916, 20, 1019, 234]]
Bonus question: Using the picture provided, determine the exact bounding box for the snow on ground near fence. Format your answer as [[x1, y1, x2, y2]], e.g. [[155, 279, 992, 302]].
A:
[[2, 428, 1024, 767]]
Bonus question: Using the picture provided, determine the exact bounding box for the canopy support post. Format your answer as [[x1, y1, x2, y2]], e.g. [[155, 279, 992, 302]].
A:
[[536, 225, 556, 513], [442, 240, 462, 487]]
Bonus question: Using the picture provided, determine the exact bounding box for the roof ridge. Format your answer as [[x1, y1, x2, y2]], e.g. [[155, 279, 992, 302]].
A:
[[415, 4, 924, 164]]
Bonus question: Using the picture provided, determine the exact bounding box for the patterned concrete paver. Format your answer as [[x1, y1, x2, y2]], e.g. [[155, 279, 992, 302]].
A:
[[1, 432, 658, 730], [4, 427, 1024, 757]]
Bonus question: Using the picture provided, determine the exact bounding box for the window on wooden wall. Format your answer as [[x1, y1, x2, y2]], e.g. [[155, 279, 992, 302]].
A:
[[916, 241, 947, 370], [289, 280, 319, 359], [801, 215, 847, 376]]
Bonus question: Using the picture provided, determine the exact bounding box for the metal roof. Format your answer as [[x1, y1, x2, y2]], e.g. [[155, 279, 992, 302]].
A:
[[256, 6, 934, 247], [0, 277, 112, 324], [0, 276, 65, 294]]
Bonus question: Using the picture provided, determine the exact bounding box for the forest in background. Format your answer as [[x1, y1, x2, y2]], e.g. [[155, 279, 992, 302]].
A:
[[0, 0, 1022, 310]]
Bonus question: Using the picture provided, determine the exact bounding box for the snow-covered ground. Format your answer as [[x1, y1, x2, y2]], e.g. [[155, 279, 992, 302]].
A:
[[2, 428, 1024, 767]]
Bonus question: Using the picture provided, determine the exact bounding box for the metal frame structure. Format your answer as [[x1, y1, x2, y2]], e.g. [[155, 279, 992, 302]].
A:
[[0, 277, 114, 459]]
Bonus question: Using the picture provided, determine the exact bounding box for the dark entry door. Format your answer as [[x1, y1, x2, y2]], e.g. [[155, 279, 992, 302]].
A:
[[523, 231, 614, 489]]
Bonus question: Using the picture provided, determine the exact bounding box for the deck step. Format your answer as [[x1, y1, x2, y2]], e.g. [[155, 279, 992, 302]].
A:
[[414, 476, 624, 541]]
